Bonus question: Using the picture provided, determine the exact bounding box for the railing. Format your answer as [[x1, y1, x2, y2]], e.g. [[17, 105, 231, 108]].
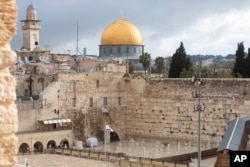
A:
[[16, 100, 42, 110], [16, 127, 72, 135], [52, 148, 188, 167]]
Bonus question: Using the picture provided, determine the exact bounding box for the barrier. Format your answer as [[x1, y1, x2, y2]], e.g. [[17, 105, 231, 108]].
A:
[[53, 148, 211, 167]]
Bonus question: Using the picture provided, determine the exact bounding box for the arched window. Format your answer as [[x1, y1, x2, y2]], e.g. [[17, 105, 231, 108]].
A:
[[19, 143, 30, 154]]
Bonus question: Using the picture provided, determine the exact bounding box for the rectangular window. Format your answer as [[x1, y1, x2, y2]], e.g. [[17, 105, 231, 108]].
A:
[[117, 47, 120, 54], [103, 97, 107, 106], [96, 80, 99, 88], [72, 98, 76, 107], [126, 47, 129, 53], [89, 97, 93, 107], [118, 97, 121, 105]]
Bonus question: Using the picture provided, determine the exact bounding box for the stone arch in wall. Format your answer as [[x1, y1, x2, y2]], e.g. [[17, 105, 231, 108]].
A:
[[47, 140, 56, 148], [59, 138, 69, 148], [19, 143, 30, 154], [33, 141, 43, 153]]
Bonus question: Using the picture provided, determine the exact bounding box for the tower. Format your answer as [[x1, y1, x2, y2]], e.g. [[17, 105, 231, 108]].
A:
[[21, 3, 41, 51]]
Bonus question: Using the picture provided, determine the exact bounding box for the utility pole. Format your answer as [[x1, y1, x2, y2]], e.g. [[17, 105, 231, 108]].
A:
[[76, 22, 79, 56], [192, 55, 205, 167]]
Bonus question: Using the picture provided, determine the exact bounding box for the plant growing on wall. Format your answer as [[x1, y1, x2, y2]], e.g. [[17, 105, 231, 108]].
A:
[[26, 75, 33, 96]]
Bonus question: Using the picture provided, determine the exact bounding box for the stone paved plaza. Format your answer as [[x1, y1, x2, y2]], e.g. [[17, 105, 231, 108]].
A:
[[16, 154, 116, 167], [16, 140, 216, 167], [94, 139, 200, 158]]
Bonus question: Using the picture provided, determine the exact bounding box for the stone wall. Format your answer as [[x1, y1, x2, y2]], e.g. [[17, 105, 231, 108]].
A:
[[15, 74, 57, 96], [57, 73, 127, 141], [17, 130, 72, 152], [0, 0, 18, 166], [125, 77, 250, 147], [17, 72, 250, 151]]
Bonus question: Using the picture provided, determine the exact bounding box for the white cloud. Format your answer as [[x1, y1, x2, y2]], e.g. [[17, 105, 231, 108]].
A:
[[12, 0, 250, 59], [157, 9, 250, 57]]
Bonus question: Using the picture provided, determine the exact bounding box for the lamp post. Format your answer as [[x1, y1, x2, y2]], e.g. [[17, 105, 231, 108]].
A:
[[192, 55, 205, 167]]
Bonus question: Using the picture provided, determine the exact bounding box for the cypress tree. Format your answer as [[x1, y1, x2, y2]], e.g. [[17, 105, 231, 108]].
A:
[[168, 42, 192, 78], [232, 42, 246, 77], [245, 48, 250, 77]]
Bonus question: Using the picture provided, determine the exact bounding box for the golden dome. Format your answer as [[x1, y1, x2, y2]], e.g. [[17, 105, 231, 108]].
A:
[[101, 18, 143, 45]]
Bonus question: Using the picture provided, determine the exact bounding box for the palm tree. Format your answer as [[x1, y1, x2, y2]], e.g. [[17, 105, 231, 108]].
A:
[[155, 57, 165, 76], [139, 52, 151, 74]]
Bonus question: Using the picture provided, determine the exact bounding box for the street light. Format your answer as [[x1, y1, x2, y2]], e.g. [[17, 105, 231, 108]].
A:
[[191, 55, 205, 167]]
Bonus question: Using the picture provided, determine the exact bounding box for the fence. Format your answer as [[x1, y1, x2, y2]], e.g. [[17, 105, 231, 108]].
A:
[[16, 100, 42, 110], [53, 148, 189, 167]]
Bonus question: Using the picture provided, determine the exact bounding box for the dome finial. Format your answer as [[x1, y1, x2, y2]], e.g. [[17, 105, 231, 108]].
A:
[[120, 10, 123, 19]]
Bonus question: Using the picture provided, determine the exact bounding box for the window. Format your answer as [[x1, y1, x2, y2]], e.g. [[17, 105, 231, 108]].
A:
[[103, 97, 107, 106], [118, 97, 121, 105], [72, 98, 76, 107], [126, 47, 129, 53], [117, 47, 121, 54], [96, 80, 99, 88], [89, 97, 93, 107]]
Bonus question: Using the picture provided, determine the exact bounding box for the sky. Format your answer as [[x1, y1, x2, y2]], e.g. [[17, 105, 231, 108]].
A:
[[11, 0, 250, 58]]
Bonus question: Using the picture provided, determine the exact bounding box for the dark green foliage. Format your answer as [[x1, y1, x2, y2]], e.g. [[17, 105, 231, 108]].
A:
[[155, 56, 165, 75], [139, 52, 151, 74], [245, 48, 250, 77], [168, 42, 192, 78], [232, 42, 246, 77], [231, 42, 250, 78]]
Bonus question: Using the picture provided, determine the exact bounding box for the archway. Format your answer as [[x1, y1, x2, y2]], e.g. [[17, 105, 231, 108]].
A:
[[33, 141, 43, 153], [47, 140, 56, 148], [19, 143, 30, 154], [110, 131, 120, 142], [59, 139, 69, 148]]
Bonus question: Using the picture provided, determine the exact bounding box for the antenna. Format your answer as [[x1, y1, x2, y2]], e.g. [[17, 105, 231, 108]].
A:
[[76, 22, 79, 56]]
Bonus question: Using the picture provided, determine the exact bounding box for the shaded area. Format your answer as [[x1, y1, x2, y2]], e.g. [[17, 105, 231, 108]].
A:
[[110, 131, 120, 142]]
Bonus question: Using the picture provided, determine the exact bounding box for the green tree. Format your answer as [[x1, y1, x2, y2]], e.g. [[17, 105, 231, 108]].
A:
[[232, 42, 246, 77], [245, 48, 250, 77], [168, 42, 192, 78], [139, 52, 151, 74], [155, 56, 165, 75], [180, 68, 194, 78]]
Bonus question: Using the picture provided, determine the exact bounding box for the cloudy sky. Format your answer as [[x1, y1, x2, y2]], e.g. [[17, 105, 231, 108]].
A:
[[11, 0, 250, 58]]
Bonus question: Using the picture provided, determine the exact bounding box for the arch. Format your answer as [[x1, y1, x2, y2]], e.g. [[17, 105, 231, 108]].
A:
[[59, 138, 69, 148], [33, 141, 43, 153], [110, 131, 120, 142], [19, 143, 30, 154], [47, 140, 56, 148]]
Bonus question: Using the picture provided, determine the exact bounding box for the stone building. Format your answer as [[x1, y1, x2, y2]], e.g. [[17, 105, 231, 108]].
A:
[[0, 0, 18, 166], [12, 3, 250, 167], [21, 3, 41, 51]]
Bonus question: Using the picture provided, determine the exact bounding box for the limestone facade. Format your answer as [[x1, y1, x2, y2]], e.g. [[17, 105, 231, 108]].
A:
[[0, 0, 18, 166], [16, 72, 250, 154]]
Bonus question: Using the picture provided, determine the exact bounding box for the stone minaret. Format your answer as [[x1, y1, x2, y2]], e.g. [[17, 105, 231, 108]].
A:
[[0, 0, 18, 166], [21, 3, 41, 51]]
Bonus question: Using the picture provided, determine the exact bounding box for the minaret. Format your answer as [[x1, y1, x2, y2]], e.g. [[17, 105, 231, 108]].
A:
[[21, 3, 41, 51]]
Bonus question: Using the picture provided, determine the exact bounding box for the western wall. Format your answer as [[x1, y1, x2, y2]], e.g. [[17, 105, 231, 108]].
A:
[[17, 72, 250, 150]]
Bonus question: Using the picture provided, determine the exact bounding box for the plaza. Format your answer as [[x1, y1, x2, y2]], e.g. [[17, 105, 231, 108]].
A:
[[16, 140, 217, 167]]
